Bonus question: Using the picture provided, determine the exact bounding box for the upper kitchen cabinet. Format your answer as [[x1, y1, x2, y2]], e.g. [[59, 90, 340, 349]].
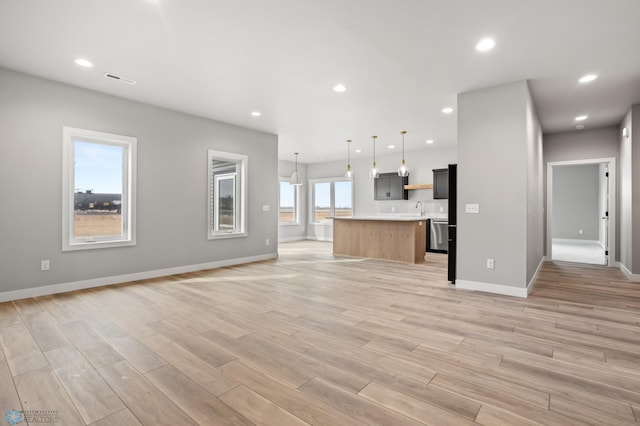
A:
[[374, 173, 409, 200], [433, 168, 449, 199]]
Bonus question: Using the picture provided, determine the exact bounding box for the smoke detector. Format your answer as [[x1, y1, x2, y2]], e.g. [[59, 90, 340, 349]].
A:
[[103, 73, 137, 85]]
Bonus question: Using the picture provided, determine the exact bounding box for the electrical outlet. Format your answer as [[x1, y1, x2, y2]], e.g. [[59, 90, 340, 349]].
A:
[[465, 204, 480, 214], [41, 260, 50, 271], [486, 259, 494, 269], [262, 205, 270, 212], [578, 229, 583, 235], [265, 238, 270, 246]]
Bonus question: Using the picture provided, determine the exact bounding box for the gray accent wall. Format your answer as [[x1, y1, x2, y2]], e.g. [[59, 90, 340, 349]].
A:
[[552, 164, 599, 240], [0, 68, 278, 294], [457, 80, 543, 290]]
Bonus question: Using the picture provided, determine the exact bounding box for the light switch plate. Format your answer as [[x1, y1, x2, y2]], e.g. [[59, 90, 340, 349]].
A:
[[262, 205, 270, 211], [465, 203, 480, 214]]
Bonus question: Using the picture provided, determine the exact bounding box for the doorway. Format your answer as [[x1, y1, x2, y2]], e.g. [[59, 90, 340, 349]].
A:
[[546, 158, 616, 266]]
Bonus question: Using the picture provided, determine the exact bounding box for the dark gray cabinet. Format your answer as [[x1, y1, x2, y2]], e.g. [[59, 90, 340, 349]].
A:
[[433, 168, 449, 199], [374, 173, 408, 200]]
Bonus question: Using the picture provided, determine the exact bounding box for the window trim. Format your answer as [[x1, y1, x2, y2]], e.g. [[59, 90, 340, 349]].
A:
[[62, 126, 137, 251], [207, 150, 247, 240], [278, 177, 300, 226], [309, 177, 354, 225]]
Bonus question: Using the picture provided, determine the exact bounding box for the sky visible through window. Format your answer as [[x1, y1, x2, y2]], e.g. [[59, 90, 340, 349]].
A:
[[280, 181, 294, 207], [74, 141, 123, 194]]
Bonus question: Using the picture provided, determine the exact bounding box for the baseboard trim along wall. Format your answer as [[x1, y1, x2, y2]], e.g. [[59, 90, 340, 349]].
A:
[[306, 236, 332, 242], [278, 237, 307, 243], [620, 262, 640, 282], [526, 258, 545, 295], [456, 280, 528, 298], [0, 253, 278, 303]]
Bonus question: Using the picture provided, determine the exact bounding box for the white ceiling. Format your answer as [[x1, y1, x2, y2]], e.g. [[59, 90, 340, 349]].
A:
[[1, 0, 639, 164]]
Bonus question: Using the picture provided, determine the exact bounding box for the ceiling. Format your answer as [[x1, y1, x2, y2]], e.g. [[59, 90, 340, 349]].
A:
[[1, 0, 639, 164]]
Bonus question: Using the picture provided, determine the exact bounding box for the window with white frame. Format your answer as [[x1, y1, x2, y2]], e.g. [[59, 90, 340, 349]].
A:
[[279, 179, 299, 224], [208, 150, 247, 239], [311, 178, 353, 223], [62, 127, 137, 251]]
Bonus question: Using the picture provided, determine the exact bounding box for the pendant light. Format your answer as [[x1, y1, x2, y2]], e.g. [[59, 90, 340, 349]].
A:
[[290, 152, 303, 186], [397, 130, 409, 177], [369, 135, 379, 178], [344, 139, 353, 180]]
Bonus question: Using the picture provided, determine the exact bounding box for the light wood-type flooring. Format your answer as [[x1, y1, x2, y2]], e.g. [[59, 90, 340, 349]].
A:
[[1, 240, 640, 425]]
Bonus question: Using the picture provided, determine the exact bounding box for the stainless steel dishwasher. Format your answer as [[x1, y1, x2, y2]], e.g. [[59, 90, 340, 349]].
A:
[[427, 218, 448, 253]]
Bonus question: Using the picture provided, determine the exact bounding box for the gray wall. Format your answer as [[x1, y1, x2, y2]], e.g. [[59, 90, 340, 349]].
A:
[[633, 106, 640, 275], [543, 126, 620, 259], [304, 146, 457, 241], [526, 87, 544, 284], [457, 80, 542, 291], [0, 68, 279, 294], [619, 105, 640, 275], [552, 165, 599, 240]]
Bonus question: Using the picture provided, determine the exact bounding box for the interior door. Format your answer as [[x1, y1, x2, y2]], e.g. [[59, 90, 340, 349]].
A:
[[601, 164, 610, 264]]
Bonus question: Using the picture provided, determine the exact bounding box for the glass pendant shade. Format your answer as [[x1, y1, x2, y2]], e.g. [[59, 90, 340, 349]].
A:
[[397, 131, 409, 177], [290, 152, 303, 186], [370, 135, 379, 179], [345, 166, 353, 180], [344, 139, 353, 180]]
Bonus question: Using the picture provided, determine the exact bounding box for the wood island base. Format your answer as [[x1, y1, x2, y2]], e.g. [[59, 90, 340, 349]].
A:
[[333, 218, 427, 263]]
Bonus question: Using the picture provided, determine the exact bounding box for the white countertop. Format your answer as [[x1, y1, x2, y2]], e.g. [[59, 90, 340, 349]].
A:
[[334, 214, 447, 222]]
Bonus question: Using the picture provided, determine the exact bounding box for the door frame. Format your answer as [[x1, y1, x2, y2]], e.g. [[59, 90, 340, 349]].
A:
[[546, 157, 616, 266]]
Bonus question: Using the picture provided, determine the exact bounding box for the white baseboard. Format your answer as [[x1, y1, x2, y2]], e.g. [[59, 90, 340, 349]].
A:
[[306, 236, 332, 242], [0, 253, 278, 303], [527, 258, 545, 295], [456, 280, 528, 298], [619, 263, 640, 281], [278, 236, 307, 243]]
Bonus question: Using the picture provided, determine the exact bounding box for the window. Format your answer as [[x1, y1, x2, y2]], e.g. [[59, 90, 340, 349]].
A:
[[279, 179, 299, 224], [208, 150, 247, 239], [62, 127, 137, 251], [311, 178, 353, 223]]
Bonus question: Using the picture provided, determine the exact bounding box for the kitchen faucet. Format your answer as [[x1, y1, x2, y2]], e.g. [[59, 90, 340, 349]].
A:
[[415, 200, 424, 216]]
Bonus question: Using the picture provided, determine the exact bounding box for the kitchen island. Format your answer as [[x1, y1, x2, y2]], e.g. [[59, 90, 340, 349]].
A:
[[333, 216, 427, 263]]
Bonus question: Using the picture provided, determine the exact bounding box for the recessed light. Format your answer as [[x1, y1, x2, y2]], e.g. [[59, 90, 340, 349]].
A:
[[387, 145, 395, 149], [74, 58, 94, 68], [333, 84, 347, 93], [250, 111, 261, 117], [575, 115, 588, 121], [576, 125, 585, 130], [355, 149, 362, 153], [579, 74, 597, 83], [441, 107, 454, 114], [475, 38, 496, 52], [425, 139, 434, 144]]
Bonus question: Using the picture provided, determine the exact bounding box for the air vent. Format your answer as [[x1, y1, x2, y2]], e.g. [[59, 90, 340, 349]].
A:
[[103, 73, 138, 85]]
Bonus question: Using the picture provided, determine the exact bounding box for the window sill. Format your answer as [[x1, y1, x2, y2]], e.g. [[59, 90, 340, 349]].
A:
[[63, 239, 135, 252], [208, 231, 247, 240]]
